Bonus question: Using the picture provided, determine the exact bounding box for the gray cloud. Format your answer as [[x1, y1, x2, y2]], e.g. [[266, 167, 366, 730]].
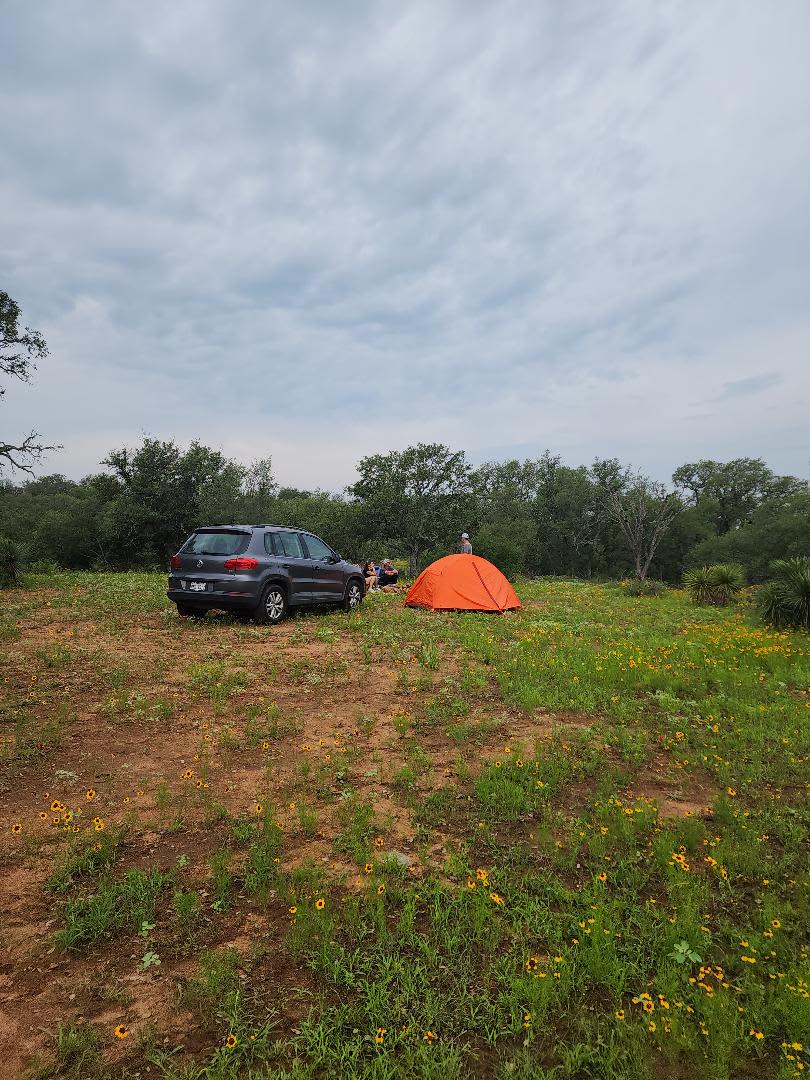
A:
[[716, 373, 784, 401], [2, 0, 809, 488]]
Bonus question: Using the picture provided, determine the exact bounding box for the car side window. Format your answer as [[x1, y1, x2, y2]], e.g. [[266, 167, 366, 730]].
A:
[[277, 532, 305, 559], [302, 534, 333, 561], [264, 532, 280, 556]]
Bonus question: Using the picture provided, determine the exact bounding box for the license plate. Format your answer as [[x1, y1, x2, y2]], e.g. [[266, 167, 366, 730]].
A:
[[188, 581, 207, 592]]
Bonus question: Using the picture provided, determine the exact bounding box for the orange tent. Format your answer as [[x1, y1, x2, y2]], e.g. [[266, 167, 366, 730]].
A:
[[404, 554, 521, 613]]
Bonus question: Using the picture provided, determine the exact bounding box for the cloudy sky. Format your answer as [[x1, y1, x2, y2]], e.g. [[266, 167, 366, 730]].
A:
[[2, 0, 809, 490]]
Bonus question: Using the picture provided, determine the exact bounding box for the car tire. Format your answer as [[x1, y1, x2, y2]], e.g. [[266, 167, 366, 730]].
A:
[[343, 578, 364, 613], [256, 584, 287, 625], [176, 604, 208, 618]]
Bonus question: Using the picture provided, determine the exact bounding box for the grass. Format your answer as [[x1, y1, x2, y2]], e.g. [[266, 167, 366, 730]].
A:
[[3, 571, 809, 1079]]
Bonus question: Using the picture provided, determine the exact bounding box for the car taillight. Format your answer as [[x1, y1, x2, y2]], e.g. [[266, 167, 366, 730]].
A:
[[170, 555, 182, 568], [223, 557, 259, 571]]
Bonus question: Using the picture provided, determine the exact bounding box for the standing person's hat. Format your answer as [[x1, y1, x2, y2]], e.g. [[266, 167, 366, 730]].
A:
[[461, 533, 469, 539]]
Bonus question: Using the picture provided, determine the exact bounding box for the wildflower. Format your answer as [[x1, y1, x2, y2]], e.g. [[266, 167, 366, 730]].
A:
[[525, 956, 540, 973], [288, 906, 297, 915], [489, 892, 504, 906], [741, 956, 757, 964], [615, 1010, 625, 1020], [374, 836, 384, 848], [375, 1027, 386, 1044], [114, 1024, 129, 1039], [225, 1033, 237, 1049], [749, 1029, 764, 1040], [94, 819, 106, 832], [466, 879, 477, 890], [85, 789, 96, 801], [495, 760, 502, 768], [475, 868, 488, 881], [50, 800, 63, 812], [523, 1012, 531, 1029], [38, 812, 47, 820], [771, 919, 781, 929], [648, 1021, 656, 1032], [597, 872, 607, 883], [423, 1030, 437, 1043], [181, 769, 193, 779], [364, 863, 373, 874], [377, 883, 386, 895], [727, 788, 736, 797], [315, 898, 325, 910], [515, 759, 524, 768], [11, 823, 22, 834], [643, 1000, 655, 1013], [254, 803, 263, 814]]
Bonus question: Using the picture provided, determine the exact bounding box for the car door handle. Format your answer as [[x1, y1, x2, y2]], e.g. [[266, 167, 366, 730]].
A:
[[281, 563, 290, 568]]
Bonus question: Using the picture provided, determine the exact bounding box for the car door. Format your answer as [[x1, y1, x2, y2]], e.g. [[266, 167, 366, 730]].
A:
[[302, 533, 345, 601], [271, 531, 314, 603]]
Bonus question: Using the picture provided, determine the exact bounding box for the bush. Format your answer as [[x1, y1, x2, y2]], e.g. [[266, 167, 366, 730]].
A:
[[618, 578, 668, 597], [0, 535, 22, 588], [683, 563, 745, 606], [758, 557, 810, 630]]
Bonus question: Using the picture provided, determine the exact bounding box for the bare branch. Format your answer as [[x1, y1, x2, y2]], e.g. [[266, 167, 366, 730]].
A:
[[0, 432, 62, 474]]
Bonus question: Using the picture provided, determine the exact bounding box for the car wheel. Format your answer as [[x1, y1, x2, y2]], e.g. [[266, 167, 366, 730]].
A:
[[177, 604, 208, 618], [256, 584, 287, 625], [343, 579, 364, 612]]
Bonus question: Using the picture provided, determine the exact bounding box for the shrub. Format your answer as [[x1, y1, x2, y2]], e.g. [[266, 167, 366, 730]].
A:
[[683, 563, 745, 606], [0, 535, 22, 588], [758, 557, 810, 630], [618, 578, 667, 597]]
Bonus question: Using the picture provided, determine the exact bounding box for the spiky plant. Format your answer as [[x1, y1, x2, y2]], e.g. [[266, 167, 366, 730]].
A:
[[758, 557, 810, 630], [709, 563, 746, 606], [683, 563, 745, 606], [683, 565, 716, 605], [0, 535, 22, 589]]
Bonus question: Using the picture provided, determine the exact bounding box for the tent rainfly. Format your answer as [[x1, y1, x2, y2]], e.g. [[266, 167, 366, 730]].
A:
[[404, 554, 521, 613]]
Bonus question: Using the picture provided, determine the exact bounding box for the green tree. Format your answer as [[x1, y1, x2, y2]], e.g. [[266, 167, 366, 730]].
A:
[[349, 444, 472, 575], [672, 458, 804, 534], [0, 290, 57, 472], [100, 438, 245, 565]]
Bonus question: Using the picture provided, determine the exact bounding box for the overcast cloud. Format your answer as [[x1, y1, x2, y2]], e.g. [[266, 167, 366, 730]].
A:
[[2, 0, 809, 489]]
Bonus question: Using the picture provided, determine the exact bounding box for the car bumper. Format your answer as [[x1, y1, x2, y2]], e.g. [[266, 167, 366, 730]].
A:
[[167, 576, 260, 609]]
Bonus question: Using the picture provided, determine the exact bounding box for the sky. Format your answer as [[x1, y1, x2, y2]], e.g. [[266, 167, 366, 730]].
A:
[[2, 0, 809, 491]]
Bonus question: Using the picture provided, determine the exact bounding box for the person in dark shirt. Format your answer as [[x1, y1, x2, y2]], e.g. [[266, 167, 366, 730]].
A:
[[378, 558, 399, 587]]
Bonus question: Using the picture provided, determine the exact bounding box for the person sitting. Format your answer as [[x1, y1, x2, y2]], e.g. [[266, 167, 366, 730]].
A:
[[363, 560, 379, 593], [378, 558, 399, 587]]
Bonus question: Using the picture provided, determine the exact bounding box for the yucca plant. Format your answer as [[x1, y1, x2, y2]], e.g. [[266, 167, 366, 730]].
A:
[[758, 557, 810, 630], [683, 563, 745, 606], [0, 535, 22, 589], [683, 565, 717, 605]]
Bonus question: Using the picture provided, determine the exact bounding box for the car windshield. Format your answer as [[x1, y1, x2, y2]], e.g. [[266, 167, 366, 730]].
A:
[[183, 531, 250, 556]]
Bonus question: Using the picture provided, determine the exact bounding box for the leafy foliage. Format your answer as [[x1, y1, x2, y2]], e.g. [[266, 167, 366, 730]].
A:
[[758, 556, 810, 629], [683, 563, 745, 606], [0, 533, 22, 587]]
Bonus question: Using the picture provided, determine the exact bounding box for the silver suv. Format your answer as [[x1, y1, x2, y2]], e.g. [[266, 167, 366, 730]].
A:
[[167, 525, 365, 624]]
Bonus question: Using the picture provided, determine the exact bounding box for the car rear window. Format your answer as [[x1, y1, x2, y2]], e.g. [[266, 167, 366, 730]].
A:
[[182, 530, 250, 556]]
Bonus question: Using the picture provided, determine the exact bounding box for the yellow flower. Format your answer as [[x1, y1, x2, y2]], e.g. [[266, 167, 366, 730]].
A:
[[749, 1029, 764, 1040], [423, 1030, 436, 1043], [85, 789, 96, 801], [375, 1027, 386, 1044], [377, 883, 386, 895], [597, 872, 607, 883], [288, 906, 297, 915], [643, 1000, 655, 1013], [114, 1025, 129, 1039], [225, 1033, 237, 1048], [648, 1020, 656, 1032], [615, 1010, 625, 1020], [11, 823, 22, 834], [374, 836, 385, 848], [364, 863, 373, 874], [315, 898, 325, 910], [489, 892, 504, 906], [466, 879, 477, 890], [771, 919, 781, 929], [254, 803, 263, 814], [525, 956, 540, 973]]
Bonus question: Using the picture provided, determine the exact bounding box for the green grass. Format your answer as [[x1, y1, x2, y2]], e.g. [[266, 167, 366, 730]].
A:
[[4, 573, 810, 1079]]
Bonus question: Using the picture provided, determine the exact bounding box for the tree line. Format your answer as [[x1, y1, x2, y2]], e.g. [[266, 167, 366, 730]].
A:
[[2, 289, 807, 582], [1, 437, 807, 582]]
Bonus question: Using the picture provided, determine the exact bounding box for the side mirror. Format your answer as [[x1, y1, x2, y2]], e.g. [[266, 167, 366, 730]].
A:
[[329, 553, 341, 564]]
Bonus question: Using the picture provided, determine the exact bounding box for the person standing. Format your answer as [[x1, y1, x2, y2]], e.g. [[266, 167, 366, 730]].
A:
[[459, 532, 472, 554]]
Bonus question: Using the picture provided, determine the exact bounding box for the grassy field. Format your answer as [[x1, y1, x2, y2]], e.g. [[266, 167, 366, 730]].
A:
[[0, 573, 808, 1080]]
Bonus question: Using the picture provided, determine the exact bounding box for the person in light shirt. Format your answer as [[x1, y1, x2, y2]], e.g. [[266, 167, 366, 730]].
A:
[[459, 532, 472, 554]]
